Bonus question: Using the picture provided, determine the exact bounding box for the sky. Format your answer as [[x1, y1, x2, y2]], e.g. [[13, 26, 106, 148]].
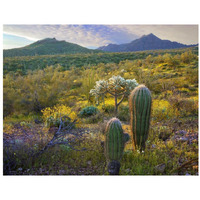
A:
[[3, 24, 198, 49]]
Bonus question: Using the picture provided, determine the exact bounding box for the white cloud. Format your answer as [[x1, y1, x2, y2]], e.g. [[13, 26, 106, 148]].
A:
[[3, 24, 198, 49], [3, 25, 112, 48]]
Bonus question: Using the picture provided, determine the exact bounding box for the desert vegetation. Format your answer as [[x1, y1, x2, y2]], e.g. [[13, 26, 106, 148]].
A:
[[3, 47, 198, 175]]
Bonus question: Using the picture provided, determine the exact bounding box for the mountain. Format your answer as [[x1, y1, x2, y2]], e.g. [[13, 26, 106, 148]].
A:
[[3, 38, 100, 57], [98, 33, 197, 52]]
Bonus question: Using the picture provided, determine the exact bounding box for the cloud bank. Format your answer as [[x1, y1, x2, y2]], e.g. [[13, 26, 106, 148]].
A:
[[3, 24, 198, 49]]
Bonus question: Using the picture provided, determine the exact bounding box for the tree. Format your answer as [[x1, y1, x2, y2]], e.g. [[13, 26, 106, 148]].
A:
[[90, 75, 138, 114]]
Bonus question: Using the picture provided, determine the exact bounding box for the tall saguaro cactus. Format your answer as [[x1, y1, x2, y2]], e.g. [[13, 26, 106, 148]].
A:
[[129, 85, 152, 152], [105, 117, 129, 175]]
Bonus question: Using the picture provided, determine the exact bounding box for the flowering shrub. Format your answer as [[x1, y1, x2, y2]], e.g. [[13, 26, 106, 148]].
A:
[[152, 100, 179, 120], [169, 96, 198, 117], [97, 99, 115, 114], [41, 104, 77, 127], [79, 106, 99, 117], [3, 123, 13, 135]]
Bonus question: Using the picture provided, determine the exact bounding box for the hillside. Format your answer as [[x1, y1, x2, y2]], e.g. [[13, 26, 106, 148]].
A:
[[3, 38, 100, 57], [3, 46, 198, 75], [98, 33, 197, 52]]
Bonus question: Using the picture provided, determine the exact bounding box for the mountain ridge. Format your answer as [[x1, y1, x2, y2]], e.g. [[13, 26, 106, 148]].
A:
[[97, 33, 197, 52], [3, 38, 100, 57], [4, 34, 198, 57]]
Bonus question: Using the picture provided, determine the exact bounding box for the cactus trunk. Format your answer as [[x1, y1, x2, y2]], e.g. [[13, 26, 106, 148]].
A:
[[129, 85, 152, 152], [105, 118, 124, 161], [104, 117, 129, 175]]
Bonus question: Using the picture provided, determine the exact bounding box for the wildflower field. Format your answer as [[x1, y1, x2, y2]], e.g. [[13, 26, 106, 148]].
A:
[[3, 47, 198, 175]]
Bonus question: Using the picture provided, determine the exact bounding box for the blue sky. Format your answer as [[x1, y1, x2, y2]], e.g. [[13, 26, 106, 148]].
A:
[[3, 33, 34, 49], [3, 25, 198, 49]]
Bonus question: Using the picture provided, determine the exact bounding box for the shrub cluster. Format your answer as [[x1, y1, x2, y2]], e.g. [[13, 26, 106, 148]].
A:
[[41, 104, 77, 127], [79, 106, 99, 118]]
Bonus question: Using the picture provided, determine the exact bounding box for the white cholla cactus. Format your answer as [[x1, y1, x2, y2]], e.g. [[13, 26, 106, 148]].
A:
[[90, 75, 138, 98], [125, 79, 138, 93], [90, 75, 139, 113], [90, 80, 108, 96]]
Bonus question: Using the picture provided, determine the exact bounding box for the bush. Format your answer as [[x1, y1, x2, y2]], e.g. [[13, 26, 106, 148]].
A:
[[101, 104, 115, 114], [169, 97, 198, 117], [41, 104, 77, 127], [83, 113, 104, 124], [79, 106, 99, 118], [152, 99, 179, 120], [98, 99, 115, 114], [117, 105, 130, 121]]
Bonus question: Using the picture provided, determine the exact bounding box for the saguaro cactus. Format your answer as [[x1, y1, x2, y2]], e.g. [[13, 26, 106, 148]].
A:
[[104, 117, 129, 175], [129, 85, 152, 152]]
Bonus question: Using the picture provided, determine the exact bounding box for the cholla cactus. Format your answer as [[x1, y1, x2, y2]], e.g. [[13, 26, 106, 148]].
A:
[[108, 76, 138, 95], [104, 117, 130, 175], [90, 80, 108, 96], [129, 85, 152, 152], [90, 75, 138, 114]]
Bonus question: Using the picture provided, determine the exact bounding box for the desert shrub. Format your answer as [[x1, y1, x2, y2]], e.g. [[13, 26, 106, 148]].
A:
[[101, 103, 115, 114], [83, 112, 104, 124], [98, 99, 115, 114], [117, 105, 130, 121], [182, 98, 198, 116], [79, 106, 99, 118], [183, 84, 189, 88], [97, 121, 107, 135], [150, 80, 163, 94], [152, 99, 179, 120], [186, 68, 198, 84], [3, 123, 14, 134], [189, 87, 197, 92], [41, 104, 77, 127], [180, 51, 195, 64], [157, 126, 173, 141], [20, 121, 32, 128], [4, 113, 42, 125], [169, 96, 198, 117]]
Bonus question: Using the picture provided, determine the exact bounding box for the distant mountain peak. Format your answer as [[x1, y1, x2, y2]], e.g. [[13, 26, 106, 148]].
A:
[[98, 34, 196, 52], [140, 33, 160, 40], [4, 37, 101, 57], [35, 37, 58, 44], [147, 33, 156, 37], [141, 33, 155, 37], [42, 37, 56, 41]]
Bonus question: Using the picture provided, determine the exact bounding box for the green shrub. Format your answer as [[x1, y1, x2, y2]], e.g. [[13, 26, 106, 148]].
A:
[[83, 113, 104, 124], [45, 116, 73, 128], [117, 105, 130, 121], [101, 104, 115, 114], [20, 121, 32, 128], [79, 106, 99, 117]]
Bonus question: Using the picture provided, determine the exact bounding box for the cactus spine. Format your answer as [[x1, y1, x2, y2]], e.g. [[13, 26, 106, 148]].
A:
[[105, 117, 129, 175], [129, 85, 152, 152]]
